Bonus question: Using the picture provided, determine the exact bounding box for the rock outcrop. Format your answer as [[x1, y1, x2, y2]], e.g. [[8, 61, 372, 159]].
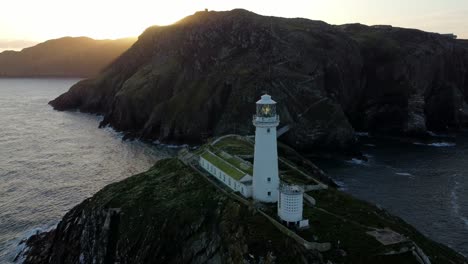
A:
[[0, 37, 136, 78], [339, 24, 468, 136], [19, 151, 468, 264], [19, 159, 322, 264], [49, 9, 468, 150]]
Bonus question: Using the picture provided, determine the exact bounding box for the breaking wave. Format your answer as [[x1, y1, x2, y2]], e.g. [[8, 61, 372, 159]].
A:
[[413, 142, 456, 147]]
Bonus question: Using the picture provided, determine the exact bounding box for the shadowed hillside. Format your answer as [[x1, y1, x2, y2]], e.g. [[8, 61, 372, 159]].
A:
[[49, 9, 468, 151], [0, 37, 136, 78]]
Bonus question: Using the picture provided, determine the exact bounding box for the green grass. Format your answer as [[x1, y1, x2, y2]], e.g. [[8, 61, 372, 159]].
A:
[[212, 149, 253, 175], [200, 151, 246, 180], [304, 188, 467, 264], [298, 207, 385, 263], [213, 136, 254, 155], [280, 169, 314, 185]]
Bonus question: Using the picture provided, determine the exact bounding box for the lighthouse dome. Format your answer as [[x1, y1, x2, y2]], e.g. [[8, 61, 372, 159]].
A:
[[256, 94, 276, 105]]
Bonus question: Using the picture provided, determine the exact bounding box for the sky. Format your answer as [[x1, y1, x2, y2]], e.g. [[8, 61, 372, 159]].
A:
[[0, 0, 467, 51]]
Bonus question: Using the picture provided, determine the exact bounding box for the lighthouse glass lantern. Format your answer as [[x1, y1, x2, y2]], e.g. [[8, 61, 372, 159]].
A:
[[252, 94, 280, 203], [257, 100, 276, 118]]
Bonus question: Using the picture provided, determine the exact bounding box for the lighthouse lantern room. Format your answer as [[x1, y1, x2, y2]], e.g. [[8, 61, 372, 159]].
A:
[[252, 94, 280, 203]]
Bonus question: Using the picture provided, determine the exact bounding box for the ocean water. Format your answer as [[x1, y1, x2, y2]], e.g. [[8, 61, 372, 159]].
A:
[[314, 136, 468, 256], [0, 79, 170, 262]]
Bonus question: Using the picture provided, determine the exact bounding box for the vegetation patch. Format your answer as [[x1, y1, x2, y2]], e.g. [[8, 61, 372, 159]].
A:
[[212, 136, 254, 156], [200, 150, 246, 180], [212, 148, 253, 175], [302, 188, 467, 263]]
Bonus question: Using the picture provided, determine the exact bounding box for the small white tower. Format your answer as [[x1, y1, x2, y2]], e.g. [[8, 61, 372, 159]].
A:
[[252, 94, 280, 203], [278, 183, 304, 226]]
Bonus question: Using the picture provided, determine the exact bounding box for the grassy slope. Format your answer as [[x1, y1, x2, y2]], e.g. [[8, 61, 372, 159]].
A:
[[54, 158, 319, 263], [301, 189, 466, 263]]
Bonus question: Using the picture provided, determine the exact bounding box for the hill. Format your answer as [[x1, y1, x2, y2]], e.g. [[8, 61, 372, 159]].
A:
[[49, 9, 468, 151], [0, 37, 136, 78]]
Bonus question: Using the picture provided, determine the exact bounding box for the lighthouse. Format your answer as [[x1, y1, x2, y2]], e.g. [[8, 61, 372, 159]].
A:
[[252, 94, 280, 203]]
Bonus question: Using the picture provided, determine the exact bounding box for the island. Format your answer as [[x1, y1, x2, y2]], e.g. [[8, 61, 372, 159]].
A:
[[18, 95, 467, 264]]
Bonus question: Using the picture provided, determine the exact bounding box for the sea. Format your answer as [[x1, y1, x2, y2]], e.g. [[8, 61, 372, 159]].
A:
[[313, 134, 468, 256], [0, 78, 171, 262], [0, 78, 467, 262]]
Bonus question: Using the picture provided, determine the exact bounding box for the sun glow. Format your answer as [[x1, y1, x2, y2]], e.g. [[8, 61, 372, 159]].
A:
[[2, 0, 313, 41], [0, 0, 467, 48]]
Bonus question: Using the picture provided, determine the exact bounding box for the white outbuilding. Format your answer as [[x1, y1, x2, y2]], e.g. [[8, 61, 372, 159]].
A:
[[199, 149, 253, 198], [278, 183, 309, 228]]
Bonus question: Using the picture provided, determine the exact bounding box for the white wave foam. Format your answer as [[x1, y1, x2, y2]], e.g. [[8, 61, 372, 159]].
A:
[[395, 172, 412, 176], [345, 158, 367, 165], [12, 223, 56, 263], [450, 179, 468, 230], [102, 125, 125, 139], [153, 140, 189, 149], [333, 180, 347, 191], [428, 142, 456, 147], [413, 142, 456, 147], [355, 132, 369, 137], [428, 131, 452, 138], [461, 217, 468, 228]]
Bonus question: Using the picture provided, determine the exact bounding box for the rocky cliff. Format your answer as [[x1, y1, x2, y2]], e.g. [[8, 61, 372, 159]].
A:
[[0, 37, 135, 78], [18, 148, 468, 264], [19, 159, 321, 264], [49, 9, 468, 150], [339, 24, 468, 135]]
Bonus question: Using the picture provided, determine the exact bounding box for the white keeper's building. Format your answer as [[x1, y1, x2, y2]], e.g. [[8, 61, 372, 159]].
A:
[[199, 149, 253, 198]]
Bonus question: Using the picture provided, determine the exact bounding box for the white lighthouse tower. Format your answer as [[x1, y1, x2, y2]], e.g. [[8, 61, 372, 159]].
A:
[[252, 94, 280, 203]]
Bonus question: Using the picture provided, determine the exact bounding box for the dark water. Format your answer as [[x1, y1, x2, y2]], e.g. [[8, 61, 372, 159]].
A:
[[0, 79, 170, 262], [313, 135, 468, 256]]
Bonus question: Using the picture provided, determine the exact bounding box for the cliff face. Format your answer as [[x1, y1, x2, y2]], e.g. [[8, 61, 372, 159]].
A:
[[0, 37, 135, 78], [20, 159, 321, 264], [339, 24, 468, 135], [49, 10, 361, 150], [49, 9, 468, 150]]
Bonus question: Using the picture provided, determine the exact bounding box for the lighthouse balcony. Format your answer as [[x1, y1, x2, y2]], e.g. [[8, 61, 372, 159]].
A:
[[253, 115, 280, 126]]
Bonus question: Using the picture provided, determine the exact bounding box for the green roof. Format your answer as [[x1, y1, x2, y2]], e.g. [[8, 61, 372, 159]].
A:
[[201, 151, 246, 180], [212, 149, 253, 175]]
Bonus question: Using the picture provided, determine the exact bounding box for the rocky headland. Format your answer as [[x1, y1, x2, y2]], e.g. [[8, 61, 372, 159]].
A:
[[18, 136, 468, 263], [48, 9, 468, 151]]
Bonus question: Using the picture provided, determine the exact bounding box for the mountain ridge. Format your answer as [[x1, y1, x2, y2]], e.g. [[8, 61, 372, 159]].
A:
[[0, 37, 136, 78]]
